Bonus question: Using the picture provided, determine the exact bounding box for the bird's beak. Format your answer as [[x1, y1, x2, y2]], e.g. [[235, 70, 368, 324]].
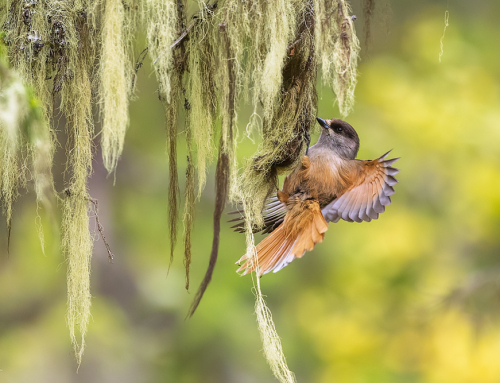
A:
[[316, 117, 330, 129]]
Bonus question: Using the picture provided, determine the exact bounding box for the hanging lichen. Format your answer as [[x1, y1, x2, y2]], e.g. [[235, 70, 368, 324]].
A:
[[240, 0, 318, 230], [163, 0, 187, 268], [29, 103, 55, 254], [316, 0, 360, 116], [187, 133, 231, 317], [2, 0, 98, 365], [183, 153, 194, 290], [56, 0, 97, 366], [254, 270, 296, 383], [237, 199, 296, 383], [1, 0, 56, 251], [182, 94, 194, 290], [1, 0, 364, 377], [254, 0, 299, 122], [231, 4, 317, 381], [187, 17, 236, 317], [99, 0, 136, 173], [186, 15, 217, 198], [0, 60, 28, 246], [144, 0, 178, 103], [165, 90, 181, 267]]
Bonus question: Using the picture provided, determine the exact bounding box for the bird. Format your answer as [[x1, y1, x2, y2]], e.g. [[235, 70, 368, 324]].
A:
[[233, 117, 400, 276]]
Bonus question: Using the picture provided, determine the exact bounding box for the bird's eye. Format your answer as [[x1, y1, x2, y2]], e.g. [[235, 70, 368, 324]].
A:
[[336, 126, 342, 133]]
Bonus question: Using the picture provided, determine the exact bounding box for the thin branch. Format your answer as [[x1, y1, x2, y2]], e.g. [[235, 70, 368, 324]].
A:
[[170, 1, 218, 49], [131, 47, 149, 90], [170, 21, 196, 49], [88, 197, 114, 262], [62, 189, 115, 262]]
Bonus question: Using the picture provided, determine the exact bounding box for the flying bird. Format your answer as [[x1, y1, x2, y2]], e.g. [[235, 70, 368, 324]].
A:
[[233, 117, 400, 276]]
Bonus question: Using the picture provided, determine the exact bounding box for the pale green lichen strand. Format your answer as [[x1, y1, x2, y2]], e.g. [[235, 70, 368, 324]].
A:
[[53, 0, 97, 366], [0, 75, 26, 233], [99, 0, 134, 173], [316, 0, 360, 116], [144, 0, 178, 102]]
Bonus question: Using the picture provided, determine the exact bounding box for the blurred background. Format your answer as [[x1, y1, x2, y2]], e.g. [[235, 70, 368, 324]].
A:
[[1, 0, 500, 382]]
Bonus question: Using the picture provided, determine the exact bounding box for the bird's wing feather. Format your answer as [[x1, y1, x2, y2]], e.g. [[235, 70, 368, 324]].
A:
[[321, 151, 400, 223], [228, 195, 288, 234]]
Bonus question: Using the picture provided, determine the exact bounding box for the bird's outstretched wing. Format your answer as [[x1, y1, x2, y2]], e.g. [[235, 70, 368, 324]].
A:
[[230, 156, 311, 234], [228, 195, 288, 234], [322, 151, 400, 223]]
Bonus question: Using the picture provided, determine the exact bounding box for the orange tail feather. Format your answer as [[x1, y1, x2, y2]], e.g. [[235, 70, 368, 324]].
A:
[[237, 200, 328, 276]]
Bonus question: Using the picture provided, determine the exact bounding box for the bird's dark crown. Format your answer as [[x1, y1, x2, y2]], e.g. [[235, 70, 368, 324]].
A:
[[315, 117, 360, 159]]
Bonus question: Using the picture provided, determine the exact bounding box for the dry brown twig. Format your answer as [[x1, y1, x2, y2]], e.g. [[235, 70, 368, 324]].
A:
[[63, 189, 114, 262], [87, 197, 114, 262]]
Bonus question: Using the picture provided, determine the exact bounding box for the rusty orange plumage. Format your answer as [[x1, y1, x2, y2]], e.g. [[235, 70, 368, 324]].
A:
[[233, 118, 400, 276]]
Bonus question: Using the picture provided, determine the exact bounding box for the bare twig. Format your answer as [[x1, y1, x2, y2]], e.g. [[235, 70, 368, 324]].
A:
[[131, 47, 149, 90], [88, 198, 114, 262], [62, 189, 115, 262], [170, 1, 218, 49], [141, 0, 219, 69], [170, 21, 196, 49]]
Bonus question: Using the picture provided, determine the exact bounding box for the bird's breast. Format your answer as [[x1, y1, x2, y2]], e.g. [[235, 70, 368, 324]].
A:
[[308, 151, 350, 206], [283, 148, 351, 208]]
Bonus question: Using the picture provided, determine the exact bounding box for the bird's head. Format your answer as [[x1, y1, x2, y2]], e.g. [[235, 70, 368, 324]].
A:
[[316, 117, 360, 159]]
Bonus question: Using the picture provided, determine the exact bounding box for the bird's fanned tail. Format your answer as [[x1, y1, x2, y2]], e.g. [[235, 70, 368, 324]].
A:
[[237, 200, 328, 276]]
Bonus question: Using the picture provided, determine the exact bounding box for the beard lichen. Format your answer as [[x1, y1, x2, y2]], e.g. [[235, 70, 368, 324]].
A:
[[186, 31, 216, 198], [144, 0, 178, 103], [1, 0, 362, 377], [257, 0, 299, 122], [1, 0, 97, 365], [56, 0, 97, 367], [1, 0, 56, 251], [99, 0, 136, 174], [186, 14, 237, 317], [183, 132, 195, 290], [316, 0, 360, 117], [0, 68, 28, 247], [162, 0, 186, 270]]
